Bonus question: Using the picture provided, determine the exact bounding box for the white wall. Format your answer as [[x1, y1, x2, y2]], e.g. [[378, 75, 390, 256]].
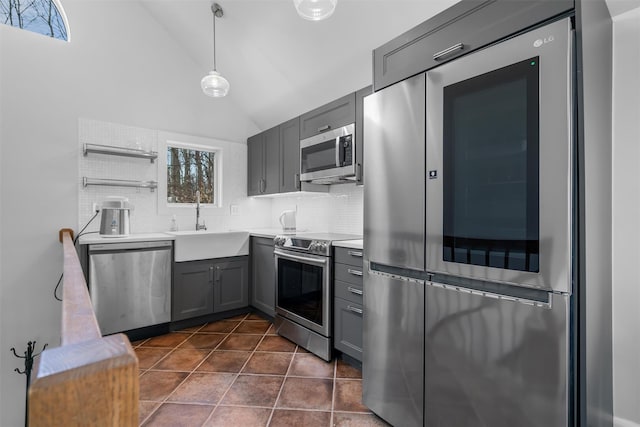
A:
[[0, 1, 260, 425], [612, 7, 640, 427], [77, 118, 271, 234]]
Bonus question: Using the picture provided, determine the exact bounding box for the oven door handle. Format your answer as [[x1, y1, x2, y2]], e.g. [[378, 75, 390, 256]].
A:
[[274, 249, 328, 265]]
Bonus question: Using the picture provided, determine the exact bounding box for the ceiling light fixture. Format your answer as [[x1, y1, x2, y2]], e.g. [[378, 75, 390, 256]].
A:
[[293, 0, 337, 21], [201, 3, 229, 97]]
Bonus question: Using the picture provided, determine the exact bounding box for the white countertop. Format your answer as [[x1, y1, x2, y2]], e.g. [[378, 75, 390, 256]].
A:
[[77, 229, 361, 246], [242, 228, 284, 239], [78, 232, 175, 245], [332, 239, 363, 250]]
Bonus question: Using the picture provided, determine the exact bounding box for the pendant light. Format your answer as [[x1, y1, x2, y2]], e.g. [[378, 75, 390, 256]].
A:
[[201, 3, 229, 97], [293, 0, 337, 21]]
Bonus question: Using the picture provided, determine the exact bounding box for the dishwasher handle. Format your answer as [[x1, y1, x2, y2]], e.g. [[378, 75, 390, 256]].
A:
[[89, 240, 172, 252]]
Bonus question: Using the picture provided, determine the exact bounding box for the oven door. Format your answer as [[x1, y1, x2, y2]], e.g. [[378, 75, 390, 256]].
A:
[[426, 18, 573, 293], [274, 248, 331, 336]]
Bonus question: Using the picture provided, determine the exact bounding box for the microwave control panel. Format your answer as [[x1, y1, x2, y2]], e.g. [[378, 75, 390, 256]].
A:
[[340, 135, 353, 166]]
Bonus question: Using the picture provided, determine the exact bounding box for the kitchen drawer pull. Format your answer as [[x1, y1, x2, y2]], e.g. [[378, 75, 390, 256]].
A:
[[347, 286, 363, 296], [348, 268, 363, 277], [433, 42, 464, 61], [347, 250, 363, 258], [347, 305, 363, 315], [317, 124, 331, 133]]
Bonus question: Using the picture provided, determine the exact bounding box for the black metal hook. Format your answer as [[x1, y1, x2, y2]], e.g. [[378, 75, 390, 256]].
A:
[[10, 340, 48, 427]]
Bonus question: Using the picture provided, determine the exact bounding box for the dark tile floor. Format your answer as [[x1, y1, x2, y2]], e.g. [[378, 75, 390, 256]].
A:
[[134, 313, 390, 427]]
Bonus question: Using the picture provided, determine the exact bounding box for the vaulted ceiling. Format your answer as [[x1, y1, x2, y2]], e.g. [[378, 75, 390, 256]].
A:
[[140, 0, 459, 131], [140, 0, 634, 133]]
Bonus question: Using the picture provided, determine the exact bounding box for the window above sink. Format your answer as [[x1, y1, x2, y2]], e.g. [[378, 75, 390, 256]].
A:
[[157, 132, 224, 213]]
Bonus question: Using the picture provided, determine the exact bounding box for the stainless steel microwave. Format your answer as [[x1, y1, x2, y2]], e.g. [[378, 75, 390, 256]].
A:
[[300, 123, 356, 184]]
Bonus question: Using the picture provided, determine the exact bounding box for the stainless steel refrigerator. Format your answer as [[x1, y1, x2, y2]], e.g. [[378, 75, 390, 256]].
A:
[[363, 73, 427, 427], [363, 18, 573, 427]]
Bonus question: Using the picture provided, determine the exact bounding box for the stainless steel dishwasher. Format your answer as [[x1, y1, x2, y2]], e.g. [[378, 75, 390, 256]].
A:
[[88, 240, 172, 335]]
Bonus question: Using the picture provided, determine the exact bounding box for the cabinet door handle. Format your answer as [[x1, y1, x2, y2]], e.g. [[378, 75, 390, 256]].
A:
[[347, 286, 363, 296], [209, 266, 214, 283], [433, 42, 464, 61], [355, 163, 362, 183], [347, 305, 363, 315], [317, 124, 331, 133], [294, 173, 301, 190], [347, 268, 363, 277], [347, 250, 363, 258], [214, 266, 221, 282], [260, 179, 266, 193]]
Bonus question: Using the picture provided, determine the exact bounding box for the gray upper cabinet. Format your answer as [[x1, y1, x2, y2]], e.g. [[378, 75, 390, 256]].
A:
[[264, 126, 280, 195], [355, 85, 372, 186], [373, 0, 574, 91], [247, 134, 263, 196], [300, 93, 356, 140], [279, 117, 301, 193], [250, 237, 276, 317], [213, 258, 249, 313], [247, 126, 280, 196]]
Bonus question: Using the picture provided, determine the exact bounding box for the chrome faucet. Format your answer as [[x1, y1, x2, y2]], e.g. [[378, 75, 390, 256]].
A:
[[195, 190, 207, 231]]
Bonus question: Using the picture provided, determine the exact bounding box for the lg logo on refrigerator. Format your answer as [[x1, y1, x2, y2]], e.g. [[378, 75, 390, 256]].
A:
[[533, 35, 555, 47]]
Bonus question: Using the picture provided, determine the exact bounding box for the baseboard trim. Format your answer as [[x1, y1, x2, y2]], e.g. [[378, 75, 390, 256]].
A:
[[614, 416, 640, 427]]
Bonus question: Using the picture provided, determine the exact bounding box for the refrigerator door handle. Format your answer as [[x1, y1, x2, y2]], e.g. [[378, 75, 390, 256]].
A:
[[428, 277, 553, 308]]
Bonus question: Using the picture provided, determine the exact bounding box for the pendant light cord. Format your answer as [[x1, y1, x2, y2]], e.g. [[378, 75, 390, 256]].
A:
[[212, 7, 217, 71]]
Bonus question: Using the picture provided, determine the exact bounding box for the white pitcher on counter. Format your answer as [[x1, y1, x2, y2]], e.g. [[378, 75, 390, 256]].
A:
[[279, 210, 297, 234]]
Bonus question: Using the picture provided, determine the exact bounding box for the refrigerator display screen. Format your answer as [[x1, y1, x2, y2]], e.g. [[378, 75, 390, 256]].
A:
[[442, 57, 540, 273]]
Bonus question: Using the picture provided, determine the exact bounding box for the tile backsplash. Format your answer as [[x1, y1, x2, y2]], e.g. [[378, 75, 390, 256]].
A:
[[269, 185, 363, 236], [78, 118, 363, 237]]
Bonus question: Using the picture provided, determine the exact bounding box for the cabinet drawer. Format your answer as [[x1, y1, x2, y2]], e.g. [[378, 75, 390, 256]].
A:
[[373, 0, 574, 91], [335, 262, 363, 286], [334, 297, 363, 361], [300, 93, 356, 140], [335, 279, 363, 306], [334, 247, 363, 268]]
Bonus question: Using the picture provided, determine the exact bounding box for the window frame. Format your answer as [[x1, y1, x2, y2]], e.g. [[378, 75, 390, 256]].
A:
[[157, 133, 224, 214], [1, 0, 71, 41]]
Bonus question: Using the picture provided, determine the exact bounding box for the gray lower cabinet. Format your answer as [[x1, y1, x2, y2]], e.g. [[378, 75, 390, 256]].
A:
[[173, 256, 248, 321], [373, 0, 574, 91], [334, 247, 364, 361], [334, 297, 363, 360], [213, 258, 249, 313], [250, 237, 276, 317]]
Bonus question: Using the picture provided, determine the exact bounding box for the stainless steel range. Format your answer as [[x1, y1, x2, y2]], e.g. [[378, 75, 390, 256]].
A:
[[273, 232, 360, 361]]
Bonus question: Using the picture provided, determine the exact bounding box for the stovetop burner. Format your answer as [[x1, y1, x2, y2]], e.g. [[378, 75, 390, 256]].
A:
[[273, 232, 361, 257]]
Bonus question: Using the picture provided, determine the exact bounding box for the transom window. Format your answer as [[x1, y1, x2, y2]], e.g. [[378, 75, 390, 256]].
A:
[[167, 145, 217, 205], [1, 0, 69, 41]]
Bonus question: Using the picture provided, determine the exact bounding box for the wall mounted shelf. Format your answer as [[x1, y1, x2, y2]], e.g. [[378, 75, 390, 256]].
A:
[[83, 143, 158, 163], [83, 177, 158, 192]]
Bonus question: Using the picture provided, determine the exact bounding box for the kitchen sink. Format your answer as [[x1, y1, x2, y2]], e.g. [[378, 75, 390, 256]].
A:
[[166, 230, 250, 262]]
